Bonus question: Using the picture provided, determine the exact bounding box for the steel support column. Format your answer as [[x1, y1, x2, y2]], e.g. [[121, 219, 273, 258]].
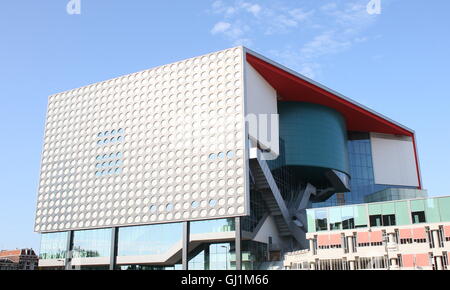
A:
[[65, 230, 74, 270], [182, 221, 190, 270], [235, 217, 242, 270], [109, 227, 119, 270]]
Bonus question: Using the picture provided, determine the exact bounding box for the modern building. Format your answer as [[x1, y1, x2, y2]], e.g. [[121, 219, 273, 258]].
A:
[[0, 249, 39, 270], [35, 47, 423, 270], [284, 195, 450, 270]]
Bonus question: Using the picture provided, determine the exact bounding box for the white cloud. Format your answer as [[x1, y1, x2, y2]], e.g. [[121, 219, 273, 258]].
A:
[[210, 20, 250, 46], [211, 22, 231, 34], [268, 48, 321, 79], [300, 31, 352, 59], [207, 1, 381, 79], [290, 8, 314, 22], [212, 1, 262, 17], [241, 2, 262, 16]]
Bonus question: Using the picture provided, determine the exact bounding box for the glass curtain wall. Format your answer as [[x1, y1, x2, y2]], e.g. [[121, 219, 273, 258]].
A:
[[307, 196, 450, 232], [188, 241, 268, 270], [72, 228, 112, 258], [118, 222, 182, 256], [189, 242, 235, 270], [190, 218, 235, 234], [39, 232, 68, 259]]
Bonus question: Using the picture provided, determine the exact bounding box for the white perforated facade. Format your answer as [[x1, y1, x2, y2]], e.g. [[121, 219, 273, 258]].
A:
[[35, 47, 250, 233]]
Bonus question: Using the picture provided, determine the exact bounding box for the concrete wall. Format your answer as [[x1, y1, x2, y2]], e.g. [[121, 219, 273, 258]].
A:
[[245, 63, 279, 159]]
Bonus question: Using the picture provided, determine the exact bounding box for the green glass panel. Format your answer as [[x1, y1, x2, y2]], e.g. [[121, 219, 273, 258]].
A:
[[382, 202, 395, 215], [438, 197, 450, 222], [410, 199, 425, 212], [425, 198, 440, 223], [329, 207, 342, 223], [307, 209, 316, 232], [341, 206, 354, 219], [395, 201, 410, 225], [242, 252, 251, 261], [329, 207, 342, 230], [354, 205, 368, 227], [368, 203, 382, 215], [315, 209, 328, 231]]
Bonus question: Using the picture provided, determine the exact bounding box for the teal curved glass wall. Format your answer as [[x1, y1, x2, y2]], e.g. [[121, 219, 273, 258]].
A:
[[277, 102, 349, 177]]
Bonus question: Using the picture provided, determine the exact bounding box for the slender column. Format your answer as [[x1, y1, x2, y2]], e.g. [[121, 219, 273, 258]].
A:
[[65, 230, 74, 270], [109, 227, 119, 270], [309, 239, 314, 252], [182, 221, 190, 270], [235, 217, 242, 270], [436, 256, 443, 270], [349, 260, 355, 270], [204, 245, 210, 270], [389, 233, 396, 243], [390, 257, 398, 268], [310, 262, 316, 270], [432, 230, 440, 248], [347, 236, 354, 253]]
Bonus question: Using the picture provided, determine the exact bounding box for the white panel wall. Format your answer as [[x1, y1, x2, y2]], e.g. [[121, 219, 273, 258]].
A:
[[245, 63, 279, 159], [35, 47, 249, 232], [370, 133, 419, 187]]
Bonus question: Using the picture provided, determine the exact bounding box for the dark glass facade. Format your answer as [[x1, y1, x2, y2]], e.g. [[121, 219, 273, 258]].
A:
[[241, 189, 268, 232]]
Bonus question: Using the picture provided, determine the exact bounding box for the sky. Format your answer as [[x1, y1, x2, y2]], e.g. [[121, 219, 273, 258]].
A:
[[0, 0, 449, 251]]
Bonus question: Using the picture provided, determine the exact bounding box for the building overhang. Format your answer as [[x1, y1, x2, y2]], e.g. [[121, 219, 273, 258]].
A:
[[244, 47, 422, 189], [245, 49, 413, 137]]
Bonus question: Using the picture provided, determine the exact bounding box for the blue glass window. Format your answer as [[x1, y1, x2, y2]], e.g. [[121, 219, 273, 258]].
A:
[[189, 242, 234, 270], [72, 228, 112, 258], [39, 232, 68, 259], [118, 223, 182, 256], [190, 218, 235, 234]]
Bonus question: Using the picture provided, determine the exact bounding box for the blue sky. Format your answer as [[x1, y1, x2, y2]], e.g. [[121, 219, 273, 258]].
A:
[[0, 0, 449, 251]]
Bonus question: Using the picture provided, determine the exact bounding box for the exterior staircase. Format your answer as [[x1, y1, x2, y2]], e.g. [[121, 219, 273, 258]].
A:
[[249, 157, 291, 237]]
